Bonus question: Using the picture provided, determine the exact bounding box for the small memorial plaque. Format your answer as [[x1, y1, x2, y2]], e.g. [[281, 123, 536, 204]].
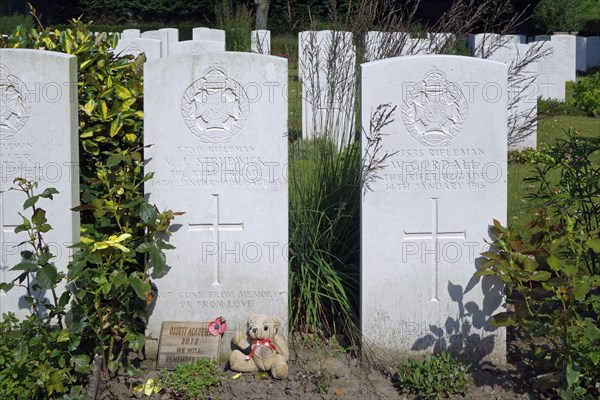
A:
[[157, 321, 221, 369]]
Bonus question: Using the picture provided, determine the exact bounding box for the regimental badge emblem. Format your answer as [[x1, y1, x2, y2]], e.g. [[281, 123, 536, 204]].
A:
[[120, 42, 145, 58], [181, 66, 250, 143], [0, 64, 32, 140], [401, 68, 468, 147]]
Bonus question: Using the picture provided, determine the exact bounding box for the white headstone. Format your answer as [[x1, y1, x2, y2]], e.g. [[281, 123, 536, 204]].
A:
[[114, 38, 162, 61], [534, 35, 551, 41], [536, 40, 569, 100], [428, 32, 455, 52], [576, 36, 587, 72], [298, 31, 356, 148], [169, 40, 225, 55], [551, 34, 576, 82], [503, 34, 525, 44], [192, 28, 226, 43], [251, 30, 270, 54], [0, 49, 79, 318], [402, 38, 432, 55], [488, 43, 538, 149], [365, 31, 410, 61], [122, 29, 141, 39], [469, 33, 499, 57], [160, 28, 179, 55], [144, 53, 288, 357], [142, 30, 169, 57], [586, 37, 600, 70], [361, 55, 508, 365]]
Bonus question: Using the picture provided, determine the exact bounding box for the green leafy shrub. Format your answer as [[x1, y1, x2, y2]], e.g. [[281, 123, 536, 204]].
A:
[[158, 358, 223, 399], [0, 181, 88, 400], [1, 19, 177, 374], [0, 12, 32, 34], [573, 72, 600, 117], [479, 130, 600, 398], [533, 0, 585, 32], [396, 352, 471, 399], [538, 97, 584, 117]]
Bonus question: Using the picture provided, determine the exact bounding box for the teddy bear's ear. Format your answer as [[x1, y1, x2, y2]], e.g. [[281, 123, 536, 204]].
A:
[[248, 314, 259, 324], [272, 316, 281, 332]]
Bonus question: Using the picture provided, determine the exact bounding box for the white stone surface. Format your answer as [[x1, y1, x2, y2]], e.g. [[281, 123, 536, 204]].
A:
[[469, 33, 499, 57], [576, 36, 587, 72], [488, 43, 538, 149], [551, 34, 576, 82], [361, 55, 507, 365], [402, 38, 432, 55], [160, 28, 179, 55], [0, 49, 79, 318], [365, 31, 410, 61], [192, 28, 226, 43], [142, 30, 169, 57], [535, 40, 570, 100], [298, 31, 356, 148], [251, 30, 270, 54], [144, 53, 288, 357], [503, 34, 526, 44], [122, 29, 141, 39], [428, 32, 455, 51], [169, 40, 225, 55], [114, 38, 162, 60], [586, 37, 600, 70]]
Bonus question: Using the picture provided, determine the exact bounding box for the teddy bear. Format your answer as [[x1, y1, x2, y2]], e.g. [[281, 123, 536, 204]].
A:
[[229, 314, 289, 379]]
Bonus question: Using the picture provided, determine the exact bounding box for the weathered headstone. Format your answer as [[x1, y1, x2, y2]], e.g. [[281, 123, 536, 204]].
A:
[[551, 34, 576, 82], [503, 34, 525, 44], [428, 32, 455, 51], [192, 28, 226, 43], [402, 38, 432, 55], [298, 30, 356, 147], [469, 33, 499, 57], [535, 39, 570, 100], [142, 30, 169, 58], [361, 55, 507, 364], [160, 28, 179, 56], [365, 31, 410, 61], [122, 29, 141, 39], [488, 42, 538, 149], [144, 53, 288, 358], [114, 38, 162, 60], [576, 36, 587, 72], [251, 30, 271, 54], [0, 49, 79, 318], [169, 40, 225, 55], [586, 37, 600, 70]]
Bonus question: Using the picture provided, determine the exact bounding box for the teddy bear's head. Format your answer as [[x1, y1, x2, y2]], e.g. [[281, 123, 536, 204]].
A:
[[246, 314, 281, 340]]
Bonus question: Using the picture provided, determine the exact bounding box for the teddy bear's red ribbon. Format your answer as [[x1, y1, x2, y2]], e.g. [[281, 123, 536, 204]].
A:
[[245, 339, 277, 360]]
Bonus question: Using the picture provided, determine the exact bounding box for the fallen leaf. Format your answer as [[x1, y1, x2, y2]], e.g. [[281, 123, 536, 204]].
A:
[[231, 373, 242, 380]]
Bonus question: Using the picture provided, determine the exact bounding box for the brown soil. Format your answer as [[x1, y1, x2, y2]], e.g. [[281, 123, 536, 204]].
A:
[[97, 329, 550, 400]]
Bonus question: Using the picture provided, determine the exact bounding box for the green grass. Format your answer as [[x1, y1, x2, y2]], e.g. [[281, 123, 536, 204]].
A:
[[507, 114, 600, 230]]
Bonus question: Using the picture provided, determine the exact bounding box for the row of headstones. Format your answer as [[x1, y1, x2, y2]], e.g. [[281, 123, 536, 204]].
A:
[[469, 33, 600, 73], [113, 28, 271, 59], [298, 31, 540, 150], [1, 47, 507, 364]]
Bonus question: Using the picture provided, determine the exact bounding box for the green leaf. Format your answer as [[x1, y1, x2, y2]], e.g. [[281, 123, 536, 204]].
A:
[[0, 282, 14, 292], [10, 261, 37, 271], [39, 187, 59, 199], [149, 247, 166, 276], [32, 208, 48, 225], [114, 84, 133, 100], [14, 342, 28, 365], [68, 259, 86, 281], [98, 100, 108, 120], [566, 362, 581, 388], [128, 274, 150, 301], [23, 195, 39, 210], [587, 238, 600, 253], [574, 280, 591, 299], [490, 312, 516, 327], [83, 140, 100, 155], [135, 242, 153, 253], [36, 264, 59, 289], [139, 203, 157, 226], [530, 270, 551, 281], [547, 255, 563, 271], [72, 354, 91, 373]]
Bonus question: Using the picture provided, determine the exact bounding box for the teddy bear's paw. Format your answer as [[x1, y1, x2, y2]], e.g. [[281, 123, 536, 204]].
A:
[[271, 362, 288, 380]]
